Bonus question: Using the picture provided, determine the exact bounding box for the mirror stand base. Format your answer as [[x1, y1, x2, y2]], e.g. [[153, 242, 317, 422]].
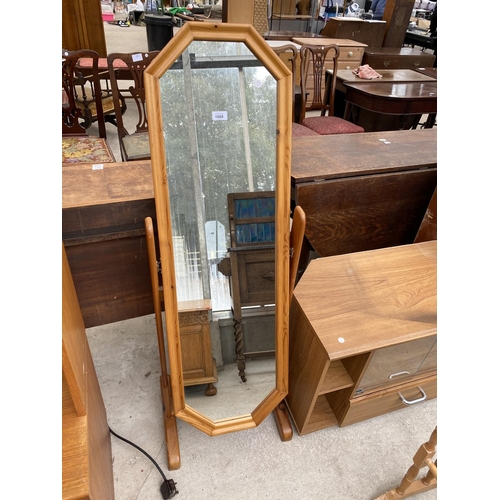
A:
[[273, 401, 293, 442]]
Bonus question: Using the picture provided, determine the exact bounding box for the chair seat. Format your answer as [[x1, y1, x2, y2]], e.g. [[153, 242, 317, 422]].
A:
[[301, 116, 364, 135], [76, 95, 115, 119], [122, 132, 150, 161], [292, 122, 320, 137], [62, 136, 115, 164]]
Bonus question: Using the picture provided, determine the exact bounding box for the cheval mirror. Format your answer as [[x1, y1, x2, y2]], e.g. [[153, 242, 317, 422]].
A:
[[144, 22, 292, 446]]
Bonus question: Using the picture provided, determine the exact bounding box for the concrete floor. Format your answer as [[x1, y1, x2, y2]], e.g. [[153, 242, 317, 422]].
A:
[[83, 20, 438, 500]]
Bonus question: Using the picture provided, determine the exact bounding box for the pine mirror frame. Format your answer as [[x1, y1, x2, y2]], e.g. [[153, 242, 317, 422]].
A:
[[144, 22, 292, 436]]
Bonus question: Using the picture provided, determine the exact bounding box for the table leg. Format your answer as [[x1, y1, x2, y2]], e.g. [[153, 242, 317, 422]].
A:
[[424, 113, 436, 128]]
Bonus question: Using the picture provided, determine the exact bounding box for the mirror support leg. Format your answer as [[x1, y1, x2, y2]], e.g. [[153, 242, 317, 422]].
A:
[[146, 217, 181, 469], [160, 374, 181, 470], [273, 401, 293, 442]]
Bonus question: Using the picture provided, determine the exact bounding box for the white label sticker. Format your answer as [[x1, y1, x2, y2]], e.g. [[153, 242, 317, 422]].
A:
[[212, 111, 228, 121], [132, 53, 144, 62], [92, 164, 104, 170]]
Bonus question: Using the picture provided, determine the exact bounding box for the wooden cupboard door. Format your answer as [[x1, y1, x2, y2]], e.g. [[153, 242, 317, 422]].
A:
[[355, 335, 437, 395], [179, 310, 214, 381]]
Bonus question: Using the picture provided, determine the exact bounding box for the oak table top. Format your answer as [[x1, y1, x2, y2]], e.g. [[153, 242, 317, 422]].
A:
[[62, 160, 154, 209], [291, 128, 437, 183], [332, 68, 436, 92]]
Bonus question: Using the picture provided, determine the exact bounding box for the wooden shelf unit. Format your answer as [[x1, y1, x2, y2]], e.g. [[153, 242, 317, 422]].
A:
[[286, 242, 437, 436]]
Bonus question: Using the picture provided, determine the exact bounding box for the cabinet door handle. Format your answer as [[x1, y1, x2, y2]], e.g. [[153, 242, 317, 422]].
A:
[[348, 51, 354, 57], [389, 371, 410, 380], [399, 387, 427, 406]]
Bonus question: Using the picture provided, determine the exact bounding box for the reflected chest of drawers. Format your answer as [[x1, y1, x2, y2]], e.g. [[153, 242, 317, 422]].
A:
[[292, 37, 367, 104]]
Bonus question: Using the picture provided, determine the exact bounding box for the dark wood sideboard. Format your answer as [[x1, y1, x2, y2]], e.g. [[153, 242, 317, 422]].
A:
[[62, 160, 156, 327], [291, 128, 437, 257]]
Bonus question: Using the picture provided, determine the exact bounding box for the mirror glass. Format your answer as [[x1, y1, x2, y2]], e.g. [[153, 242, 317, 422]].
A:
[[159, 40, 278, 421]]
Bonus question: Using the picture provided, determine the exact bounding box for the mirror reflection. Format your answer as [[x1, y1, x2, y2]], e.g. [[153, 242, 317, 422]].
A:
[[159, 41, 278, 421]]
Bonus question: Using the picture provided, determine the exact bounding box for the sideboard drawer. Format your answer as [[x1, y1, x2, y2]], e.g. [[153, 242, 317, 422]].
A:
[[356, 335, 437, 394], [340, 374, 437, 427], [337, 46, 364, 70]]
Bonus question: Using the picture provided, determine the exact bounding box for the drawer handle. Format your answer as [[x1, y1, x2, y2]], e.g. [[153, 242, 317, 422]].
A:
[[399, 387, 427, 406], [383, 61, 390, 67], [414, 62, 420, 67], [345, 66, 351, 70], [348, 51, 354, 57], [389, 371, 410, 380]]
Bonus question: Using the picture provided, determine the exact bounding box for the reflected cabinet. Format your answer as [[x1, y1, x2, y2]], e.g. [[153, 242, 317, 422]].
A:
[[144, 22, 292, 438]]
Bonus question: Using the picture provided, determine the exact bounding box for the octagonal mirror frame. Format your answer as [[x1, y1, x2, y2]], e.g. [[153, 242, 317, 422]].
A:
[[144, 22, 292, 436]]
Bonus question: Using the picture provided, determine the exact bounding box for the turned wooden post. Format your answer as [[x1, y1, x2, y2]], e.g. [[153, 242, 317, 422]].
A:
[[396, 427, 437, 495]]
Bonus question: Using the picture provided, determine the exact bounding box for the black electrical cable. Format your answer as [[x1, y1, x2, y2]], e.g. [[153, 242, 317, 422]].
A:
[[109, 426, 178, 499]]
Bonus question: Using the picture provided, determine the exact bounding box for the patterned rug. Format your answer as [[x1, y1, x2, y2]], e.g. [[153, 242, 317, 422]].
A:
[[62, 136, 115, 164]]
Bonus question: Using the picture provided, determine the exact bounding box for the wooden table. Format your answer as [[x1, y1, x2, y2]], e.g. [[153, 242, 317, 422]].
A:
[[343, 80, 437, 132], [324, 68, 437, 119], [286, 241, 437, 435], [291, 129, 437, 257], [62, 160, 156, 327], [414, 66, 437, 79]]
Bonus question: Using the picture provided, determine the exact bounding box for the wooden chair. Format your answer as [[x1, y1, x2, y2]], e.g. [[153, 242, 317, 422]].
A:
[[268, 42, 301, 122], [73, 56, 127, 131], [374, 427, 437, 499], [62, 49, 115, 165], [107, 51, 160, 162], [267, 42, 319, 137], [298, 43, 365, 135], [292, 122, 320, 137]]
